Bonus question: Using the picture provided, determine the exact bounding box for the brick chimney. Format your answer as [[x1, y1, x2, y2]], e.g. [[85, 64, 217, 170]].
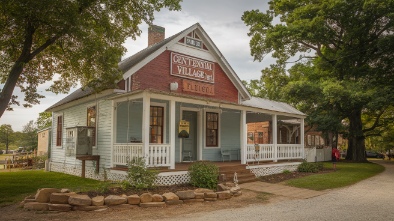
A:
[[148, 25, 165, 46]]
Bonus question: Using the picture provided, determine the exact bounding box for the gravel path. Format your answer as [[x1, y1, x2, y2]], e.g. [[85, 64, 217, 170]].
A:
[[163, 160, 394, 221]]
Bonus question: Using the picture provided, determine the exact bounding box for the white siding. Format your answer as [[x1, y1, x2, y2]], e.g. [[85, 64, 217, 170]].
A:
[[50, 99, 113, 170]]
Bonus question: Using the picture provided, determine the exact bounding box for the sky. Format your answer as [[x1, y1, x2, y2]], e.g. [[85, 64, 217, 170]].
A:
[[0, 0, 275, 131]]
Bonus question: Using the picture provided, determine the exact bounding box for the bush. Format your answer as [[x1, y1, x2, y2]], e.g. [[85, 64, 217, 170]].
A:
[[297, 161, 324, 173], [125, 157, 158, 190], [188, 161, 219, 189]]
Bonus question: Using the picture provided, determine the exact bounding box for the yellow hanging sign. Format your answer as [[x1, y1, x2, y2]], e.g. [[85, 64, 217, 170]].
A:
[[178, 120, 190, 138]]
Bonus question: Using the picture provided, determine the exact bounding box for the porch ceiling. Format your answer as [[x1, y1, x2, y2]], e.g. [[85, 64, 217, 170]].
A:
[[246, 112, 300, 123]]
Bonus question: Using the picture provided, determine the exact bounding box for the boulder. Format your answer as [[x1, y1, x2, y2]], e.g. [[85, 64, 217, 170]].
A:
[[50, 193, 74, 204], [68, 194, 92, 206], [204, 192, 217, 198], [162, 192, 179, 201], [194, 193, 204, 199], [216, 191, 232, 200], [127, 194, 140, 205], [140, 202, 166, 208], [60, 188, 71, 193], [175, 190, 195, 200], [104, 195, 127, 206], [229, 186, 241, 195], [48, 203, 72, 212], [92, 196, 105, 206], [35, 188, 60, 203], [152, 194, 163, 202], [194, 188, 213, 193], [217, 184, 230, 192], [24, 202, 49, 211], [140, 193, 153, 203]]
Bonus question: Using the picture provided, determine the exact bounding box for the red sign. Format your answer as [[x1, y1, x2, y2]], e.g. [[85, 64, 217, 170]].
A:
[[183, 79, 214, 96], [171, 52, 214, 83]]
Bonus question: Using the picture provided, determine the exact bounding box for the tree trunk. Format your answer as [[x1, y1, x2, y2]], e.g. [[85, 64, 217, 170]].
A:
[[345, 108, 367, 162], [0, 62, 25, 118]]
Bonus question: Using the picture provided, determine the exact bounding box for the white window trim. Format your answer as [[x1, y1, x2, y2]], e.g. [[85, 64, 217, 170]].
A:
[[204, 109, 221, 149], [55, 113, 63, 148], [87, 105, 97, 149], [150, 102, 167, 144]]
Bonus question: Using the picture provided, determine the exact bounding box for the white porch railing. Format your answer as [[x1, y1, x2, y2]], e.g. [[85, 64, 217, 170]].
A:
[[147, 144, 171, 167], [113, 143, 143, 166], [246, 144, 303, 162], [277, 144, 303, 160], [113, 143, 171, 167]]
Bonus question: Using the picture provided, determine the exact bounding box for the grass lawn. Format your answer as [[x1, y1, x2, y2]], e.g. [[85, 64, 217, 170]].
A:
[[0, 170, 105, 206], [286, 161, 385, 190]]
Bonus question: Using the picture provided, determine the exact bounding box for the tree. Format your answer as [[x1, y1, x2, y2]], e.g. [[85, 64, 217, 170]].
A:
[[0, 0, 182, 118], [36, 112, 52, 130], [21, 120, 38, 150], [242, 0, 394, 161], [0, 124, 13, 153]]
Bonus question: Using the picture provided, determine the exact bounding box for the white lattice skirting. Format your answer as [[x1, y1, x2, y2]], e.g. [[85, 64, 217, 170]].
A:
[[49, 162, 190, 186], [248, 162, 301, 177]]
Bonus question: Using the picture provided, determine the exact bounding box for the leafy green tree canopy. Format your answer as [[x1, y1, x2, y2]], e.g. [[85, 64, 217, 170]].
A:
[[242, 0, 394, 161], [36, 112, 52, 130], [0, 0, 182, 118]]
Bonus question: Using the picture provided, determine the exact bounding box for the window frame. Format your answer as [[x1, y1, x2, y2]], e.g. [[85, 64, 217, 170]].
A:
[[87, 106, 97, 146], [205, 111, 219, 148], [56, 115, 63, 147], [149, 105, 165, 144]]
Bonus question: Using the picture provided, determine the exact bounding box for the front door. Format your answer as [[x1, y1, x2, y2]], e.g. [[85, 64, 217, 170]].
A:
[[182, 111, 197, 161]]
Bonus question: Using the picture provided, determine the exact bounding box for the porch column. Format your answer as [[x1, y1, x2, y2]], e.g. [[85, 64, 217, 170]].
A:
[[142, 92, 150, 165], [300, 118, 305, 158], [240, 110, 247, 164], [272, 114, 278, 162], [169, 100, 176, 169]]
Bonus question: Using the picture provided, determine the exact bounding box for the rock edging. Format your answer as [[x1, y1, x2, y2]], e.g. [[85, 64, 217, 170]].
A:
[[22, 183, 242, 212]]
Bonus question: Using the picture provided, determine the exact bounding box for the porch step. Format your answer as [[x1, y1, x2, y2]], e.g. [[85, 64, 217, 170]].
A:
[[218, 164, 256, 184]]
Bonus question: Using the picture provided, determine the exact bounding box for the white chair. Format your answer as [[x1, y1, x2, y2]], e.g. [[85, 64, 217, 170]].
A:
[[183, 151, 192, 161], [221, 150, 231, 162]]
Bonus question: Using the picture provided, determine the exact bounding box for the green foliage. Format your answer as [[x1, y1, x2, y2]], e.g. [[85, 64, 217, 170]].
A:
[[289, 162, 384, 191], [297, 161, 323, 173], [31, 154, 48, 169], [36, 112, 52, 129], [188, 161, 219, 189], [0, 0, 182, 117], [125, 158, 158, 190], [282, 169, 291, 174], [242, 0, 394, 161]]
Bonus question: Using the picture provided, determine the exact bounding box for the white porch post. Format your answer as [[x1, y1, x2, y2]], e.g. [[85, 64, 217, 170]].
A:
[[142, 92, 150, 165], [300, 118, 305, 158], [272, 114, 278, 162], [169, 100, 176, 169], [240, 110, 247, 164]]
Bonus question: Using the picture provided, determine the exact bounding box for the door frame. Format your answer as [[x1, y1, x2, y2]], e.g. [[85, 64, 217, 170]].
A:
[[180, 107, 202, 161]]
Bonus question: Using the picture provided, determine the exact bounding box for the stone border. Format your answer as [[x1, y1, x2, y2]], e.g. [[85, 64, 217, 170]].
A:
[[22, 183, 242, 212]]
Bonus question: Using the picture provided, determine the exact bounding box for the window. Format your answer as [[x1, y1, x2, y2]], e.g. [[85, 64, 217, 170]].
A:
[[56, 115, 63, 146], [247, 132, 254, 144], [150, 106, 163, 143], [87, 106, 96, 146], [206, 112, 218, 147]]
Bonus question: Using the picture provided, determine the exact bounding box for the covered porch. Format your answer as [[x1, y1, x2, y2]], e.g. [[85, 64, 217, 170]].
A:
[[111, 91, 305, 170]]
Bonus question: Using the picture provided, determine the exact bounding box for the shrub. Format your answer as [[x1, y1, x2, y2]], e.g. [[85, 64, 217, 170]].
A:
[[297, 161, 323, 173], [282, 169, 291, 174], [125, 157, 158, 190], [188, 161, 219, 189]]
